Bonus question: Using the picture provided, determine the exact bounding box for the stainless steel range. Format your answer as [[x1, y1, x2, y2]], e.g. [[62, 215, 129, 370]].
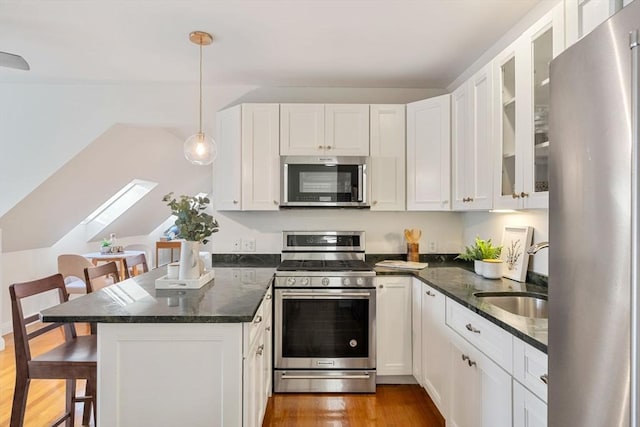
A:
[[273, 231, 376, 393]]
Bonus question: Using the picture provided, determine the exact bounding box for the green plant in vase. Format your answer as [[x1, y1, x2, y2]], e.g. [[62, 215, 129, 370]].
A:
[[456, 236, 502, 275], [163, 193, 219, 279]]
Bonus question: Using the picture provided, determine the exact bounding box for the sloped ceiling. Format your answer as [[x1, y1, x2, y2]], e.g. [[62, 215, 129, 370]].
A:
[[0, 0, 547, 88], [0, 124, 211, 252]]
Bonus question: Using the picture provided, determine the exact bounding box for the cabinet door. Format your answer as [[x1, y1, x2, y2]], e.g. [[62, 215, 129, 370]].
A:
[[376, 276, 412, 375], [325, 104, 370, 155], [215, 105, 242, 211], [468, 65, 494, 210], [406, 94, 451, 211], [521, 4, 564, 209], [448, 333, 512, 427], [370, 104, 406, 211], [280, 104, 325, 155], [451, 83, 470, 211], [421, 283, 448, 417], [513, 380, 547, 427], [411, 279, 423, 384], [243, 334, 265, 427], [452, 66, 493, 212], [241, 104, 280, 211]]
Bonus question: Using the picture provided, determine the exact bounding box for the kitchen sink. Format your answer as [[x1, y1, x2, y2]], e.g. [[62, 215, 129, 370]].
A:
[[473, 291, 548, 319]]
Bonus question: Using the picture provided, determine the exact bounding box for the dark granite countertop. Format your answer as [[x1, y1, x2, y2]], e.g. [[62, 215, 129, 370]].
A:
[[40, 266, 275, 324], [376, 266, 548, 353]]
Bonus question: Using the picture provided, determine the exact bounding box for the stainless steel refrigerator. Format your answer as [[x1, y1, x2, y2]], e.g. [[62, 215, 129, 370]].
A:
[[549, 2, 640, 426]]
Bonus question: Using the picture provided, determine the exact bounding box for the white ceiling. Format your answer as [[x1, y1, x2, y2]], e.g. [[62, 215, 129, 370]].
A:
[[0, 0, 546, 88]]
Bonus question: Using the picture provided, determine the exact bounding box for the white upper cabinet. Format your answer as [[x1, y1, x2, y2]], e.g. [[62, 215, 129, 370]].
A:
[[406, 94, 451, 211], [370, 104, 406, 211], [325, 104, 370, 155], [565, 0, 628, 47], [493, 4, 564, 210], [215, 103, 280, 211], [452, 65, 494, 211], [280, 104, 325, 155], [280, 104, 369, 156]]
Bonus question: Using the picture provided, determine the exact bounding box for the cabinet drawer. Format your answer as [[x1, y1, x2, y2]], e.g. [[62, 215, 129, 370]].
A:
[[513, 338, 548, 402], [446, 298, 513, 373]]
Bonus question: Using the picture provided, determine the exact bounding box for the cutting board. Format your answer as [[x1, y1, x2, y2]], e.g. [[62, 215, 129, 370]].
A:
[[375, 260, 429, 270]]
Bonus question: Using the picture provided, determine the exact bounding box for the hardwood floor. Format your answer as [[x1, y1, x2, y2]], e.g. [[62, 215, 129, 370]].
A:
[[0, 324, 94, 427], [1, 325, 443, 427], [263, 385, 445, 427]]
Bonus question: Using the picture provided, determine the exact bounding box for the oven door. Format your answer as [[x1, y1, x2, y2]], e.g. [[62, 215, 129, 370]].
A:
[[274, 287, 376, 370], [281, 156, 369, 207]]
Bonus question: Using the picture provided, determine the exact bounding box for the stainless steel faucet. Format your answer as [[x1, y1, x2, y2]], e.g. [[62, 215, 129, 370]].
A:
[[527, 241, 549, 254]]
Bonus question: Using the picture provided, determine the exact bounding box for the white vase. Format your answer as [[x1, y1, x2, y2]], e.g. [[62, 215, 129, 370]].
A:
[[179, 241, 201, 280], [481, 259, 504, 279], [474, 260, 484, 275]]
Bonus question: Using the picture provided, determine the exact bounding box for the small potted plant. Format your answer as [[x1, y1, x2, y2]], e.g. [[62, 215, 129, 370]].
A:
[[100, 238, 112, 254], [456, 236, 502, 276], [163, 193, 219, 279]]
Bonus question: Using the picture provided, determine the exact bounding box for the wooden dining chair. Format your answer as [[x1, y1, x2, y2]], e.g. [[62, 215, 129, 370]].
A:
[[83, 261, 120, 293], [122, 253, 149, 279], [9, 273, 97, 427]]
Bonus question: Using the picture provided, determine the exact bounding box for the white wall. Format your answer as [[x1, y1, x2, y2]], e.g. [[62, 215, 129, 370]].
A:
[[210, 210, 463, 254], [463, 210, 549, 276]]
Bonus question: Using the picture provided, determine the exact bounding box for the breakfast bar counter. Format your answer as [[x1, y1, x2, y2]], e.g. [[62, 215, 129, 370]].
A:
[[41, 266, 275, 427]]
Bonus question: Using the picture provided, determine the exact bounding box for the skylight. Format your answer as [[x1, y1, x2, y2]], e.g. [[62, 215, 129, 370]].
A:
[[83, 179, 157, 239]]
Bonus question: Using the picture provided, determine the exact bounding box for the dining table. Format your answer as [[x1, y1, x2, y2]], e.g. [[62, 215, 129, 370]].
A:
[[82, 250, 145, 280]]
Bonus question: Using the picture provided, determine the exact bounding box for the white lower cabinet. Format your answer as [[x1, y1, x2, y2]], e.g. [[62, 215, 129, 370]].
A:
[[419, 279, 449, 416], [243, 286, 272, 427], [376, 276, 412, 375], [448, 332, 512, 427], [513, 380, 547, 427]]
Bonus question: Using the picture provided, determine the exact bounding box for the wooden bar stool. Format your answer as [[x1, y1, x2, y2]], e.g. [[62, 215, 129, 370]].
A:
[[9, 273, 97, 426]]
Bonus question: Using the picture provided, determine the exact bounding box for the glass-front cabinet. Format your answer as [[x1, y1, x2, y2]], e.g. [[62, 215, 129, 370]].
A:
[[493, 3, 564, 210]]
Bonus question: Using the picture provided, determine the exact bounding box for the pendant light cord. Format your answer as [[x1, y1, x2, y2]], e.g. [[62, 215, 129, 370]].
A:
[[199, 42, 203, 134]]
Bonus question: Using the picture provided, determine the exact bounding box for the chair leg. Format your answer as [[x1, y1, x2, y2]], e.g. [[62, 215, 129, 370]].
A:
[[65, 379, 76, 427], [10, 375, 30, 427], [83, 379, 94, 426]]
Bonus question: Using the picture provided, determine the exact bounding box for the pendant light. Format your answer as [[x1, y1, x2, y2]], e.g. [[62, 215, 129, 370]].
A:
[[184, 30, 216, 166]]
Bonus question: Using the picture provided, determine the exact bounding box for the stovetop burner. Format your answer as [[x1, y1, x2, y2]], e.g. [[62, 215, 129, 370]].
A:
[[277, 259, 373, 272]]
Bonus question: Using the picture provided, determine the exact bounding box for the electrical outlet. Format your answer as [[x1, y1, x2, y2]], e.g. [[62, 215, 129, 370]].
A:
[[428, 241, 437, 253], [242, 238, 256, 252], [232, 239, 242, 252]]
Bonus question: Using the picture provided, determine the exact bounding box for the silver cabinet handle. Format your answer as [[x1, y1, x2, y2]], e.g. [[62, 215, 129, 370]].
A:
[[257, 344, 264, 356], [233, 200, 238, 204], [326, 145, 332, 150], [540, 374, 548, 384], [318, 145, 324, 150], [425, 290, 435, 297], [273, 200, 279, 205], [265, 326, 271, 332], [379, 284, 384, 289], [265, 293, 272, 300], [461, 354, 477, 367], [512, 192, 521, 199], [465, 323, 481, 334], [521, 192, 529, 198], [372, 200, 378, 205], [254, 315, 262, 324]]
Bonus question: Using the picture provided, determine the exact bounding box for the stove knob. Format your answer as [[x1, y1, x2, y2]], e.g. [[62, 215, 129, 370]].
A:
[[286, 277, 296, 286], [343, 278, 351, 286], [301, 277, 310, 286], [321, 278, 330, 286], [356, 278, 364, 286]]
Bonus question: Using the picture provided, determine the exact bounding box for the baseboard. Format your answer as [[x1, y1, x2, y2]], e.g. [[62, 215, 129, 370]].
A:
[[0, 335, 4, 351], [375, 375, 418, 385], [1, 320, 12, 337]]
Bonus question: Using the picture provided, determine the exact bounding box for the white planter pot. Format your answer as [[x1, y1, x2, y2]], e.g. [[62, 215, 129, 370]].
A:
[[481, 259, 504, 279], [179, 241, 201, 280], [474, 260, 484, 275]]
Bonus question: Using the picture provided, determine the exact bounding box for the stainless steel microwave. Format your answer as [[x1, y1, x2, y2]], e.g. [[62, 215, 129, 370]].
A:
[[280, 156, 370, 208]]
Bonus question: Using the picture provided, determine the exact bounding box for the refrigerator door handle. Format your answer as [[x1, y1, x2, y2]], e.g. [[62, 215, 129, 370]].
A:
[[630, 28, 640, 427]]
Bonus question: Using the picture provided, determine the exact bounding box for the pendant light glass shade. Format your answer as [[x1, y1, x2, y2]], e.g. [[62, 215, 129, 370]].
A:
[[184, 131, 216, 165], [184, 30, 216, 166]]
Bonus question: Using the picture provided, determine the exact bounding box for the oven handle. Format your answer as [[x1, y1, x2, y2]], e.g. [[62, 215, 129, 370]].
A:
[[280, 291, 372, 299], [281, 373, 371, 380]]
